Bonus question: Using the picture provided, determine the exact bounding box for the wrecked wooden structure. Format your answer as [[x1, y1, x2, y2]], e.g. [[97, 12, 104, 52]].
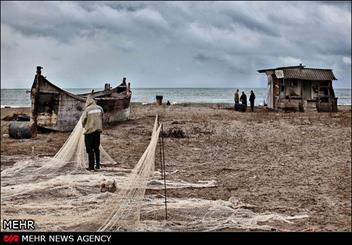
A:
[[258, 64, 338, 112], [31, 66, 132, 131]]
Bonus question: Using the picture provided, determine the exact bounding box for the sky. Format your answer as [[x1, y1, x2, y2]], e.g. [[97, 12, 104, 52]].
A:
[[1, 1, 351, 89]]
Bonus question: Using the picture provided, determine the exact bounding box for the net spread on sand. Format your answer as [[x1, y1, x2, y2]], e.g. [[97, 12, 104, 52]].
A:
[[1, 115, 308, 231], [2, 115, 162, 231], [97, 116, 161, 231]]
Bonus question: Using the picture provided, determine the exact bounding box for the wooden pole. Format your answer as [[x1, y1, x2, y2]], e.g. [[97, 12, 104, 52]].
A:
[[328, 81, 332, 115], [161, 124, 168, 220], [159, 124, 163, 178], [318, 83, 320, 112]]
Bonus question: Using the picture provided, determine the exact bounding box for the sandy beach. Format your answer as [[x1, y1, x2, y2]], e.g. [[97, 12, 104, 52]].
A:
[[1, 103, 351, 231]]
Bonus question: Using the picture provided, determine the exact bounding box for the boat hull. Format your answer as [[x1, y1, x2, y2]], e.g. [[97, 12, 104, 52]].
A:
[[31, 67, 131, 132]]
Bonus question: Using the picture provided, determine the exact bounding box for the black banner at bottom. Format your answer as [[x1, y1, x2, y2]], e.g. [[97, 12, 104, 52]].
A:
[[0, 232, 350, 244]]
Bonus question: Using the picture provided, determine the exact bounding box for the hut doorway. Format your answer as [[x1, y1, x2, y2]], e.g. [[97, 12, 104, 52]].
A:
[[302, 81, 312, 100]]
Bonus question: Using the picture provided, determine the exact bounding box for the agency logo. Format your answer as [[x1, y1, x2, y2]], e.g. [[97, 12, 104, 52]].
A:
[[1, 219, 35, 231], [3, 234, 20, 243]]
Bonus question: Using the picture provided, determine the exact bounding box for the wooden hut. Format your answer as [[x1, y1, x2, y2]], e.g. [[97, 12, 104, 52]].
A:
[[257, 64, 338, 112]]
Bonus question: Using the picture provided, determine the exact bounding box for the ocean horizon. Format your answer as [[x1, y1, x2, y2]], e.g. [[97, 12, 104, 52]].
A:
[[1, 87, 351, 107]]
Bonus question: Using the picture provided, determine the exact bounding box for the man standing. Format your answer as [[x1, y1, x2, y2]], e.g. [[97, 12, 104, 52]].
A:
[[234, 89, 240, 105], [234, 89, 240, 111], [249, 90, 256, 112], [240, 91, 247, 105], [82, 94, 104, 171], [239, 91, 247, 112]]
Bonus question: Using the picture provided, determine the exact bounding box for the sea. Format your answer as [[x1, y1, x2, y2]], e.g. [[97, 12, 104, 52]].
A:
[[1, 88, 351, 107]]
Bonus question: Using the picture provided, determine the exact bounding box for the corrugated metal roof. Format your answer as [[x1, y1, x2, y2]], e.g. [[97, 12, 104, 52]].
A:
[[257, 65, 304, 73], [257, 66, 337, 81], [283, 68, 337, 80]]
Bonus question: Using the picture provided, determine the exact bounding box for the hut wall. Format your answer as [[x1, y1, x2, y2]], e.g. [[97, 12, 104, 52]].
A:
[[265, 73, 281, 109], [272, 75, 280, 109], [266, 75, 274, 109], [311, 81, 319, 99], [318, 81, 330, 98], [284, 79, 302, 98]]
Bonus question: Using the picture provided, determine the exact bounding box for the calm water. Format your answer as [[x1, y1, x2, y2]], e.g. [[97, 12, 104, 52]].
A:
[[1, 88, 351, 107]]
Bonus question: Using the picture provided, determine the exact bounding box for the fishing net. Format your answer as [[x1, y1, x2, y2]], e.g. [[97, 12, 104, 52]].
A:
[[97, 117, 161, 231], [1, 114, 309, 231], [1, 115, 163, 231], [1, 115, 123, 179], [138, 197, 309, 231]]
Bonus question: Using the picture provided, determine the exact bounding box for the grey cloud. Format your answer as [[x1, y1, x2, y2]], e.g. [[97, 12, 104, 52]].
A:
[[193, 54, 212, 62], [1, 1, 169, 43], [318, 1, 351, 9], [193, 53, 230, 64], [221, 10, 280, 37], [1, 1, 351, 88]]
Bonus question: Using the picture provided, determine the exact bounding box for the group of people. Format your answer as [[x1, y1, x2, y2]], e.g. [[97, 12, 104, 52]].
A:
[[234, 89, 256, 112]]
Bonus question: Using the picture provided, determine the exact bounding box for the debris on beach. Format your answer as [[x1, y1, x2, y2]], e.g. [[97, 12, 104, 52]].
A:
[[162, 127, 186, 138], [100, 180, 117, 193], [2, 114, 30, 121]]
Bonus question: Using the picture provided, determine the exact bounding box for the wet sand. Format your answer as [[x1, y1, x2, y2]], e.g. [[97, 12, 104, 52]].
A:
[[1, 103, 351, 231]]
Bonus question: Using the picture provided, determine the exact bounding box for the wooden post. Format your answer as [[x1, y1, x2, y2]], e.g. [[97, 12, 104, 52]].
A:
[[161, 124, 168, 221], [328, 81, 331, 114], [159, 124, 163, 178], [318, 83, 320, 112]]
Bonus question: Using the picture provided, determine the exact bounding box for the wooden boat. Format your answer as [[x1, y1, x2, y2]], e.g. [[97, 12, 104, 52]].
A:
[[30, 66, 131, 131]]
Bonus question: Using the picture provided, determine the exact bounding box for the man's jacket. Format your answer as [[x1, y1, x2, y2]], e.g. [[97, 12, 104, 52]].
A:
[[81, 95, 104, 135]]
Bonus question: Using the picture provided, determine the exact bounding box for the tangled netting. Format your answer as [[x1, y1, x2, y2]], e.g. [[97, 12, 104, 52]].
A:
[[1, 116, 117, 179], [1, 115, 309, 231], [1, 115, 162, 230], [97, 116, 161, 231], [138, 197, 309, 232]]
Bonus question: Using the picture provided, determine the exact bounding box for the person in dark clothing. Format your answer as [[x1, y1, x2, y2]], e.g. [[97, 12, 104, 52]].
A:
[[234, 89, 240, 110], [240, 92, 247, 106], [239, 92, 247, 112], [82, 95, 104, 171], [84, 132, 101, 170], [249, 90, 256, 112], [234, 89, 240, 104]]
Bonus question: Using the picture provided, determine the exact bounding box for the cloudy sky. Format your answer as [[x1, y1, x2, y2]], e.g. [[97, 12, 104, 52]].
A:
[[1, 1, 351, 89]]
